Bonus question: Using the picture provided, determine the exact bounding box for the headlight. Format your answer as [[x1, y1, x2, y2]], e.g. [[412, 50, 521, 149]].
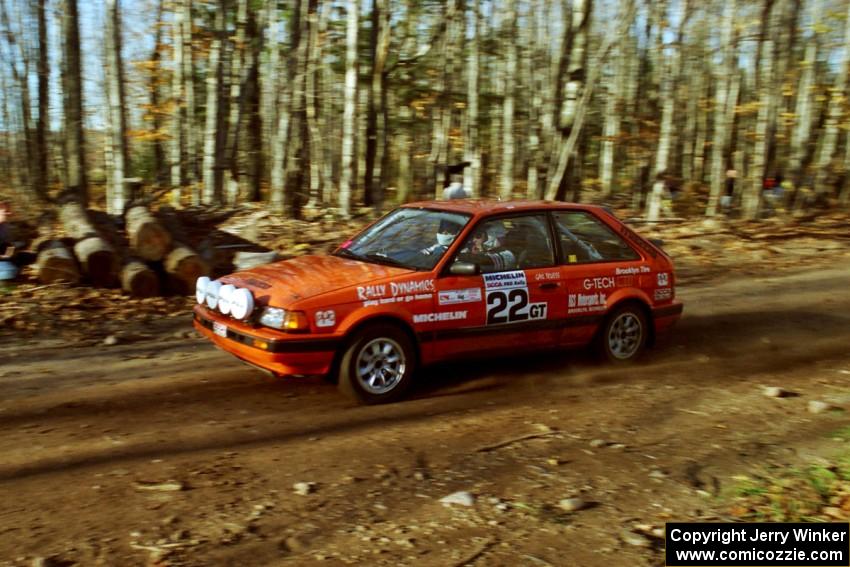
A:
[[205, 280, 222, 309], [196, 276, 210, 304], [258, 307, 286, 329], [218, 284, 236, 315], [230, 287, 255, 320], [258, 308, 309, 332]]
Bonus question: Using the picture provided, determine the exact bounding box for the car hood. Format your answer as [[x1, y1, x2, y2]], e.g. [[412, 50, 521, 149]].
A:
[[218, 254, 413, 308]]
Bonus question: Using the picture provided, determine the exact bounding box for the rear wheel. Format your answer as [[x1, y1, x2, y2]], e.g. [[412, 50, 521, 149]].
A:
[[597, 304, 648, 363], [338, 324, 416, 404]]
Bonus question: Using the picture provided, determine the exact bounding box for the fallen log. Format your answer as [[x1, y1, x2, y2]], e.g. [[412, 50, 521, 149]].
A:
[[58, 199, 118, 287], [121, 258, 160, 298], [165, 243, 208, 295], [35, 240, 80, 284], [125, 204, 172, 261]]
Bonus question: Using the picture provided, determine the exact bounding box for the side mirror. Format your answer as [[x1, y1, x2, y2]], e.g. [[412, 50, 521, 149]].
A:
[[450, 261, 480, 276]]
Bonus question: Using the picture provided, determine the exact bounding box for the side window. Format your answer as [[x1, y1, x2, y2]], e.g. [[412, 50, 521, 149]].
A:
[[453, 214, 555, 273], [553, 211, 641, 264]]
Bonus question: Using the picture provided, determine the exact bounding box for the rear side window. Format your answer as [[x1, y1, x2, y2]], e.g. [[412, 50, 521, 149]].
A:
[[553, 211, 641, 264]]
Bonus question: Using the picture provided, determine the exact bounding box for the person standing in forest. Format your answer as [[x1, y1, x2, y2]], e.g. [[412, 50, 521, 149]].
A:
[[0, 202, 19, 282]]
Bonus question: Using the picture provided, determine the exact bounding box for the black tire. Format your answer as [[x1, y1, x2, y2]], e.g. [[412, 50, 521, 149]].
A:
[[596, 303, 649, 363], [337, 323, 417, 404]]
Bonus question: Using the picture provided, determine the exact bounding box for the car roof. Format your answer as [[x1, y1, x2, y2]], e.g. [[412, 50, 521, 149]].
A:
[[401, 199, 605, 217]]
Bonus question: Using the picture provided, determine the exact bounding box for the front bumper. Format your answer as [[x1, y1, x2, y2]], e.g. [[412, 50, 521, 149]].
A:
[[193, 306, 339, 376]]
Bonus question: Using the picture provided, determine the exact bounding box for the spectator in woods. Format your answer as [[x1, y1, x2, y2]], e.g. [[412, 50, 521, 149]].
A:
[[0, 201, 19, 282]]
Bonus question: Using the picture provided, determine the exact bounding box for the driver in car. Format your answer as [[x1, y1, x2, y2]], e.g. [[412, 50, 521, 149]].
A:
[[421, 219, 463, 257], [458, 225, 516, 271]]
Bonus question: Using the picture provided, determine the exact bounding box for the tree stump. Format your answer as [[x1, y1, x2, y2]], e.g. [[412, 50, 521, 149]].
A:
[[125, 204, 172, 261], [36, 240, 80, 284], [165, 243, 208, 295], [121, 259, 160, 298]]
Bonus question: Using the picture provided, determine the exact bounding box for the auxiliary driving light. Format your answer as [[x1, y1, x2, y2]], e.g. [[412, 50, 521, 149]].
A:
[[218, 284, 236, 315], [230, 287, 254, 320], [195, 276, 210, 304], [205, 280, 222, 310]]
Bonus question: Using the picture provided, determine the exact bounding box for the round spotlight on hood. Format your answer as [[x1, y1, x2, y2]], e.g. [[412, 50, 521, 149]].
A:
[[196, 276, 210, 305], [218, 284, 236, 315], [230, 288, 255, 320], [205, 280, 222, 310]]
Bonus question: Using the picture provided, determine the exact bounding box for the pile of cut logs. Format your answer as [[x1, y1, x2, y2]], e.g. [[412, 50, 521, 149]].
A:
[[35, 198, 208, 298]]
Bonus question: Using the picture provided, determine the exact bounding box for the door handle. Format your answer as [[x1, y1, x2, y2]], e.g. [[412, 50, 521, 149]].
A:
[[539, 282, 560, 291]]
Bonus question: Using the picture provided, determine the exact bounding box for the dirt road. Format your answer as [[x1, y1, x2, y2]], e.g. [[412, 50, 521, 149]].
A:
[[1, 259, 850, 566]]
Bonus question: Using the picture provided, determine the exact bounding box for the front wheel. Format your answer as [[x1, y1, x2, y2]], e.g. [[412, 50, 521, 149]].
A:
[[597, 304, 648, 363], [338, 324, 417, 404]]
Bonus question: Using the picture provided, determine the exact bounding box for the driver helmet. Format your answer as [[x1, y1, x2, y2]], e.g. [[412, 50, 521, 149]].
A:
[[436, 219, 462, 246], [483, 225, 507, 250]]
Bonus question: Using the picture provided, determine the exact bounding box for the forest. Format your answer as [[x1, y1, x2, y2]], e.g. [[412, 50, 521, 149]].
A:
[[0, 0, 849, 221]]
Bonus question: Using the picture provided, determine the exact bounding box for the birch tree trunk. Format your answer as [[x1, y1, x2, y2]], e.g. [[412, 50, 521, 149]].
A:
[[813, 0, 850, 200], [268, 0, 292, 213], [224, 0, 248, 205], [170, 0, 185, 199], [303, 0, 323, 207], [338, 0, 359, 216], [600, 37, 623, 197], [545, 0, 636, 201], [62, 0, 88, 203], [546, 0, 593, 200], [317, 2, 334, 203], [202, 0, 227, 205], [181, 0, 198, 203], [431, 0, 460, 196], [364, 0, 390, 207], [262, 1, 280, 158], [743, 0, 778, 219], [149, 0, 167, 187], [244, 8, 264, 202], [499, 0, 517, 200], [105, 0, 129, 215], [789, 0, 822, 192], [463, 0, 481, 197], [705, 0, 737, 216], [397, 103, 412, 203], [525, 0, 545, 199], [33, 0, 49, 201]]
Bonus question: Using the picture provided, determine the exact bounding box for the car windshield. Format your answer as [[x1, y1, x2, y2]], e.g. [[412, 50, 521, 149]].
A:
[[336, 208, 471, 271]]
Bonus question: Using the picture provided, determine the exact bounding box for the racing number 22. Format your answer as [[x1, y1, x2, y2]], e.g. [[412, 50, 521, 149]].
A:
[[487, 289, 547, 325]]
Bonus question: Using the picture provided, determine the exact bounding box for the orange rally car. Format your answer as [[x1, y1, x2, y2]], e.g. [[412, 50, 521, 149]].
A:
[[193, 200, 683, 404]]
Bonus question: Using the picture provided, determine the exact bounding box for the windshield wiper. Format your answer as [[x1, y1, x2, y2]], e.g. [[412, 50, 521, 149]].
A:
[[363, 253, 411, 269], [334, 248, 363, 260]]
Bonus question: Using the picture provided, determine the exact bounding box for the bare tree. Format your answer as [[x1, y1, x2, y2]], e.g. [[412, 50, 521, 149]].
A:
[[499, 0, 517, 200], [202, 0, 228, 205], [339, 0, 359, 216], [61, 0, 88, 203], [813, 0, 850, 201], [104, 0, 130, 215], [463, 0, 482, 197], [34, 0, 49, 201], [705, 0, 737, 217]]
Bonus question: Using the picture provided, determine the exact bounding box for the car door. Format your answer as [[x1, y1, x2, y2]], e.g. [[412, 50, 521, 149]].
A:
[[551, 209, 644, 346], [431, 213, 565, 358]]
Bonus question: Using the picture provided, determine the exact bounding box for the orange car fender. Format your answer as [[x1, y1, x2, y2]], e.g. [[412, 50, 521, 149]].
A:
[[604, 286, 653, 318]]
